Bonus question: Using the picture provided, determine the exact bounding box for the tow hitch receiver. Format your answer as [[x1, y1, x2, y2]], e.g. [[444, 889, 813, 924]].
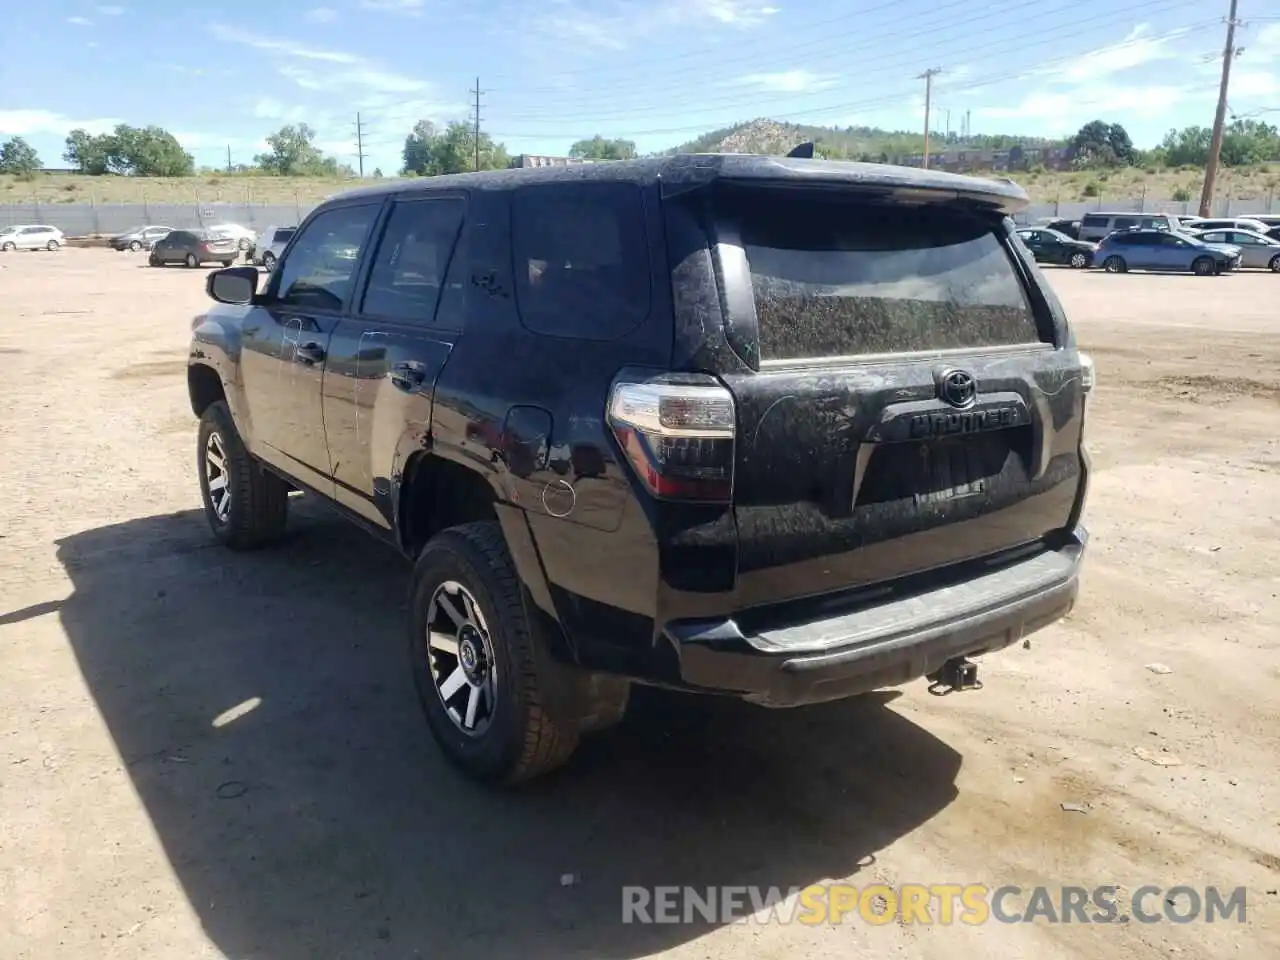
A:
[[927, 656, 982, 696]]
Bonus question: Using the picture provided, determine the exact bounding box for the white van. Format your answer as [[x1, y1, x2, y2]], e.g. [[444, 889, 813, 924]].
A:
[[1077, 212, 1180, 242]]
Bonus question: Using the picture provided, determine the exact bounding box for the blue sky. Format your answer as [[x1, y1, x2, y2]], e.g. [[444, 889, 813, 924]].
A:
[[1, 0, 1278, 174]]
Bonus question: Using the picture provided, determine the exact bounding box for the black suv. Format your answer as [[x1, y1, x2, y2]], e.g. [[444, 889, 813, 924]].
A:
[[188, 154, 1094, 785]]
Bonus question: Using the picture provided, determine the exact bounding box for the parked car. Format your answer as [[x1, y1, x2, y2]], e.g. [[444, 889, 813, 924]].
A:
[[204, 222, 256, 252], [1077, 211, 1179, 242], [148, 229, 239, 267], [109, 225, 174, 252], [249, 224, 297, 270], [1095, 228, 1240, 275], [1042, 218, 1081, 239], [1015, 227, 1096, 268], [0, 224, 64, 251], [1249, 214, 1280, 229], [1185, 228, 1280, 271], [188, 153, 1094, 785], [1179, 216, 1270, 234]]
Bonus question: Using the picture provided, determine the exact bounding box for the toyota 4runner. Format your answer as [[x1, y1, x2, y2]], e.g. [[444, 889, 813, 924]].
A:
[[188, 153, 1093, 785]]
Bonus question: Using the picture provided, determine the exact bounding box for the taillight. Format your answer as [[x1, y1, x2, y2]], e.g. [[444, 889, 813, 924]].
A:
[[607, 376, 736, 502]]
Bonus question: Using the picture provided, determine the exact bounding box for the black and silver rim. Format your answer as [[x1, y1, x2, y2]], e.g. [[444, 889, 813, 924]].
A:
[[204, 432, 231, 523], [1070, 252, 1087, 268], [426, 581, 498, 736]]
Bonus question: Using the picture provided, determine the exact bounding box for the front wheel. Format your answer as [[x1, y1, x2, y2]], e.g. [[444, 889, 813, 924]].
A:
[[262, 251, 276, 271], [1269, 254, 1280, 273], [1192, 256, 1215, 276], [1103, 255, 1127, 273], [409, 522, 626, 785], [220, 260, 235, 267], [129, 240, 141, 252], [197, 400, 289, 549], [238, 237, 251, 251], [1069, 251, 1089, 269], [46, 239, 60, 251], [185, 253, 199, 268], [0, 241, 14, 252]]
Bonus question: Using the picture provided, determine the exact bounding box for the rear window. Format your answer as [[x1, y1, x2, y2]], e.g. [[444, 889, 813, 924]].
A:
[[274, 228, 296, 243], [718, 189, 1043, 361]]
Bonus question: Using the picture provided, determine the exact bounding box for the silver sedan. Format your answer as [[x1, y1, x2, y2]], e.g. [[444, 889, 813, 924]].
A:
[[1188, 228, 1280, 271]]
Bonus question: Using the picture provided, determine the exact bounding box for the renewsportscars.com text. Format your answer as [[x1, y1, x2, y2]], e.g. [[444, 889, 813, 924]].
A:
[[621, 884, 1248, 926]]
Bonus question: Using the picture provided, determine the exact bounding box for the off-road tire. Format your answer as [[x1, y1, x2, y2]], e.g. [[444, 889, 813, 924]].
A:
[[409, 521, 595, 785], [197, 400, 289, 549]]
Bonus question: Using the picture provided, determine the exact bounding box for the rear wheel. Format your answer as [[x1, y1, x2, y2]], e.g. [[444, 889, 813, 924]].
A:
[[238, 237, 251, 251], [0, 241, 14, 252], [46, 239, 60, 251], [221, 260, 234, 267], [409, 522, 625, 785], [1269, 254, 1280, 273], [129, 240, 142, 252], [197, 400, 289, 549], [1102, 255, 1126, 273], [185, 253, 199, 268], [1192, 256, 1215, 276], [262, 251, 276, 271], [1069, 251, 1089, 269]]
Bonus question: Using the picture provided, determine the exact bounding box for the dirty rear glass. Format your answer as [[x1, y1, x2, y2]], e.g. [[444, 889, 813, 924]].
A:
[[721, 189, 1044, 360]]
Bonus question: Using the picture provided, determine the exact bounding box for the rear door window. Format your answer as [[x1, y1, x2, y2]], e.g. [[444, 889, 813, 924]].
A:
[[1113, 217, 1139, 230], [511, 182, 651, 340], [1081, 215, 1108, 228], [360, 197, 465, 325], [716, 188, 1044, 361]]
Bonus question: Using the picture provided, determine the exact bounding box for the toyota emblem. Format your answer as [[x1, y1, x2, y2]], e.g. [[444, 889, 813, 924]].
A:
[[937, 368, 977, 408]]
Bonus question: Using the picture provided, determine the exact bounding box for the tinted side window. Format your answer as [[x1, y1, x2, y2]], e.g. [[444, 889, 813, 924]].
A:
[[361, 197, 465, 325], [512, 182, 651, 340], [1113, 217, 1138, 230], [1108, 233, 1134, 246], [1081, 215, 1108, 228], [276, 204, 379, 312]]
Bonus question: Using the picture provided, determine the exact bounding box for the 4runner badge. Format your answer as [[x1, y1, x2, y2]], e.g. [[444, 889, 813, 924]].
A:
[[937, 368, 977, 408]]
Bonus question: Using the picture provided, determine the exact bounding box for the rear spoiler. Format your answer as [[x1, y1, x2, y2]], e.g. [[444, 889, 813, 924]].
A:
[[658, 153, 1030, 216]]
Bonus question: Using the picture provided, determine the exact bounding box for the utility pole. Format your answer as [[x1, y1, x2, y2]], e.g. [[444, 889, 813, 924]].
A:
[[226, 144, 232, 173], [1200, 0, 1241, 217], [965, 108, 971, 140], [353, 112, 367, 178], [917, 68, 942, 168], [469, 77, 486, 172], [945, 108, 951, 140]]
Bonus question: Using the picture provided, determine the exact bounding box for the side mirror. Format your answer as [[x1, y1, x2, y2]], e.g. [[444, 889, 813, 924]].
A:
[[207, 265, 259, 305]]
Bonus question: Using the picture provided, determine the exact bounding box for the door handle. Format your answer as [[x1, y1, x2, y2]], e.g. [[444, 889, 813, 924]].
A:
[[390, 361, 428, 390], [295, 341, 326, 364]]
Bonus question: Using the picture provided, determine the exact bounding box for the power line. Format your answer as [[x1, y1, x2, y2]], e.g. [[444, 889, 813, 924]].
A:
[[1199, 0, 1241, 216], [396, 0, 1208, 127], [918, 67, 942, 169]]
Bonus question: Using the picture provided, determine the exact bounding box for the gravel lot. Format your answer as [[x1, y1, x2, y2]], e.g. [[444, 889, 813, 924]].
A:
[[2, 248, 1278, 959]]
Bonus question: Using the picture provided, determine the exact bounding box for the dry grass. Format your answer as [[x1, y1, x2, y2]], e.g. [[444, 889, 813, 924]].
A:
[[2, 163, 1279, 207]]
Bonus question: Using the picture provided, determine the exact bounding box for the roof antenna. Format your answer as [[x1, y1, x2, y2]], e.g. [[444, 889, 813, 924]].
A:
[[786, 141, 815, 159]]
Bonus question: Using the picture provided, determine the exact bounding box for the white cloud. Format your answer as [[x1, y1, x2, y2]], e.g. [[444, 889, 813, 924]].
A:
[[304, 6, 338, 22], [976, 84, 1199, 122], [1030, 24, 1187, 86], [253, 99, 314, 123], [735, 69, 839, 93], [530, 0, 777, 51], [211, 23, 432, 96], [67, 16, 93, 26], [0, 109, 119, 136], [96, 5, 125, 14], [1230, 70, 1279, 99], [359, 0, 424, 13]]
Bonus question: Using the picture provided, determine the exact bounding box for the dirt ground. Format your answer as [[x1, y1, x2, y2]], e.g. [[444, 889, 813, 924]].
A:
[[1, 248, 1278, 959]]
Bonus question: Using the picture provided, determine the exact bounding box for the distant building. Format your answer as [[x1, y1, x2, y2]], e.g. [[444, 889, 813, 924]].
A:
[[508, 154, 594, 169], [895, 144, 1071, 173]]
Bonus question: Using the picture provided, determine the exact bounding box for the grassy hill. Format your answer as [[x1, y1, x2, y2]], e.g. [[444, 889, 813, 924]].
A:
[[4, 117, 1279, 209]]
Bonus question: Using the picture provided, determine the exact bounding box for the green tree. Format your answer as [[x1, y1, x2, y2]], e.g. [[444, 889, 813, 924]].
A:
[[62, 125, 193, 176], [1160, 126, 1213, 167], [255, 123, 332, 176], [1068, 120, 1135, 168], [568, 135, 638, 161], [401, 120, 509, 176], [0, 136, 41, 175], [64, 128, 113, 174]]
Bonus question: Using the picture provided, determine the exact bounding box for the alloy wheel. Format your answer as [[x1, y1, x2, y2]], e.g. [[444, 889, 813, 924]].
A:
[[425, 580, 498, 736], [204, 432, 231, 523]]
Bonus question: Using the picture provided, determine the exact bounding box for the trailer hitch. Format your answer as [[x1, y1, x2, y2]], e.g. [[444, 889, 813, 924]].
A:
[[927, 656, 983, 696]]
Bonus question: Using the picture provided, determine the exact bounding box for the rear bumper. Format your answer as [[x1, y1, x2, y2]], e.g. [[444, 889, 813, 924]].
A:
[[662, 526, 1087, 707]]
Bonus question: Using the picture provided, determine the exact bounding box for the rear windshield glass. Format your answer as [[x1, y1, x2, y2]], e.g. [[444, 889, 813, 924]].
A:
[[718, 189, 1044, 361]]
